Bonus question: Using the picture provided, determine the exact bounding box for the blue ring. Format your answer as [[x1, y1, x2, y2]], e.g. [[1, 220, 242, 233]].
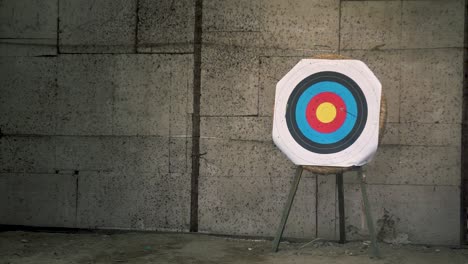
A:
[[295, 81, 357, 144]]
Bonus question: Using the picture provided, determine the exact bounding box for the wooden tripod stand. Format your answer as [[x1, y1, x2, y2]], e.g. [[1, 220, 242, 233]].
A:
[[271, 166, 381, 258]]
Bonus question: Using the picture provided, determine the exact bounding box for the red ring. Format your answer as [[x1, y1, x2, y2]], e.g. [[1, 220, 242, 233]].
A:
[[305, 92, 347, 133]]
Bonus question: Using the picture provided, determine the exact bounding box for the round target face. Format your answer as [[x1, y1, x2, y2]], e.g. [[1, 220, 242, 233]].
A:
[[272, 59, 381, 167]]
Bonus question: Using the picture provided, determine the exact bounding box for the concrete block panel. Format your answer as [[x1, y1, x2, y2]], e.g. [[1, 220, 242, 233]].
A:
[[204, 0, 260, 32], [400, 123, 461, 146], [258, 56, 302, 117], [0, 57, 57, 135], [0, 0, 57, 39], [201, 44, 259, 116], [360, 145, 401, 184], [137, 0, 194, 53], [77, 171, 190, 231], [58, 54, 192, 136], [59, 0, 136, 53], [168, 55, 194, 137], [1, 136, 55, 174], [398, 146, 460, 186], [203, 31, 320, 57], [200, 116, 272, 141], [0, 39, 57, 56], [55, 136, 114, 172], [170, 137, 191, 174], [402, 0, 464, 49], [198, 174, 316, 238], [260, 0, 339, 51], [0, 173, 76, 227], [200, 139, 295, 178], [341, 50, 401, 123], [112, 55, 173, 137], [57, 55, 114, 135], [342, 184, 459, 245], [340, 1, 401, 50], [380, 122, 399, 145], [400, 49, 463, 124], [203, 31, 263, 48], [113, 136, 169, 174], [345, 145, 460, 186], [113, 54, 192, 136], [316, 175, 337, 240]]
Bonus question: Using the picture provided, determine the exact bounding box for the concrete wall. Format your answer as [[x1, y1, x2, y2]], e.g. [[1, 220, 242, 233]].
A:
[[0, 0, 194, 232], [0, 0, 465, 245]]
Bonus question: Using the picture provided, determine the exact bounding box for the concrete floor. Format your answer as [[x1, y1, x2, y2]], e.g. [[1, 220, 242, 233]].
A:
[[1, 231, 468, 264]]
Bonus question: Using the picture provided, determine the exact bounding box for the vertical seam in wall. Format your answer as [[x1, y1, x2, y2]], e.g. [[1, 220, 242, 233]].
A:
[[185, 65, 190, 173], [134, 0, 140, 53], [57, 0, 60, 54], [460, 0, 468, 246], [74, 175, 79, 227], [398, 0, 403, 124], [315, 175, 318, 238], [337, 0, 342, 54], [190, 0, 203, 232], [169, 71, 173, 174], [257, 57, 261, 117]]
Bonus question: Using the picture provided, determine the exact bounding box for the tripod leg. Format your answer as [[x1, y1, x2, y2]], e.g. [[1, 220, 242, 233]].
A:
[[337, 172, 346, 244], [358, 168, 381, 258], [272, 166, 304, 252]]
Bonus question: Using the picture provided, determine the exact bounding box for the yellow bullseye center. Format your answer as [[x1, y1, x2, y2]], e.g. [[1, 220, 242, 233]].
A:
[[316, 102, 337, 123]]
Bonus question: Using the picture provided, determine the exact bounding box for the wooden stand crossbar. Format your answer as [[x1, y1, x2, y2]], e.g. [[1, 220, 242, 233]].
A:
[[272, 166, 381, 259]]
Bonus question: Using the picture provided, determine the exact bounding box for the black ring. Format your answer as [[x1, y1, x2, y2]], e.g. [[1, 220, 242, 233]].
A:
[[285, 71, 368, 154]]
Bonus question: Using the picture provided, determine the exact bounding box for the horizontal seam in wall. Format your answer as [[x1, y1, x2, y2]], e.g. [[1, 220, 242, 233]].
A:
[[0, 134, 180, 138], [341, 47, 464, 52]]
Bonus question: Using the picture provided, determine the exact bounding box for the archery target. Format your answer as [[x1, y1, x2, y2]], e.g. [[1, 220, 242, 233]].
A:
[[272, 59, 381, 167]]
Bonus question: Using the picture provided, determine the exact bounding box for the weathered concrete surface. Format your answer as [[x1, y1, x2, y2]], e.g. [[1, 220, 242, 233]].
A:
[[0, 57, 57, 135], [199, 139, 295, 178], [316, 175, 337, 240], [399, 123, 461, 146], [59, 0, 136, 53], [201, 116, 272, 142], [0, 0, 57, 39], [0, 52, 193, 231], [204, 0, 261, 32], [0, 38, 57, 56], [402, 0, 464, 49], [1, 136, 56, 174], [77, 171, 190, 231], [55, 136, 172, 173], [260, 0, 339, 51], [0, 173, 76, 227], [198, 174, 317, 238], [111, 137, 170, 174], [317, 181, 461, 245], [342, 184, 460, 245], [57, 54, 193, 136], [341, 1, 401, 50], [201, 42, 259, 116], [340, 146, 461, 186], [137, 0, 194, 53], [0, 0, 57, 55], [400, 48, 463, 124], [54, 136, 114, 172], [198, 131, 313, 237], [170, 137, 192, 174], [56, 55, 115, 135]]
